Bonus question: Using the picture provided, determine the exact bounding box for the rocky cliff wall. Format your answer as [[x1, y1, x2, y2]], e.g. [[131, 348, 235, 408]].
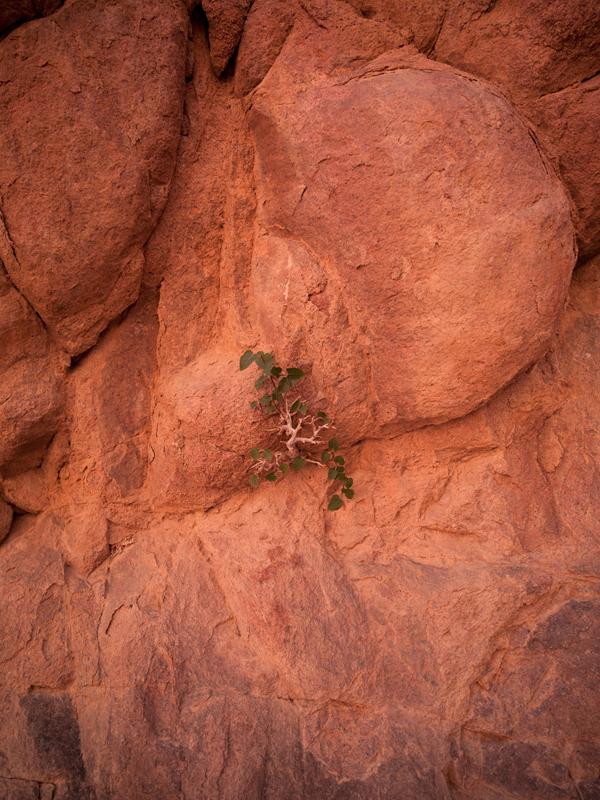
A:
[[1, 1, 599, 798]]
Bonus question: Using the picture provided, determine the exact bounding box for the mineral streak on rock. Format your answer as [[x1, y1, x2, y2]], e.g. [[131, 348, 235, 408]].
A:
[[0, 1, 599, 798]]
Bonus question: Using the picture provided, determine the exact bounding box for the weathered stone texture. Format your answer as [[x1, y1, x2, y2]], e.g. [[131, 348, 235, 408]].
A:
[[0, 1, 599, 798], [0, 0, 188, 355]]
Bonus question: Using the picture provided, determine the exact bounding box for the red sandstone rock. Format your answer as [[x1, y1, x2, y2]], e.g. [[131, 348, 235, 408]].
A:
[[430, 0, 600, 261], [249, 49, 575, 440], [343, 0, 447, 53], [0, 0, 188, 355], [0, 358, 65, 477], [0, 0, 63, 37], [527, 76, 600, 262], [0, 263, 47, 371], [202, 0, 252, 75], [0, 1, 36, 37], [0, 2, 599, 798], [0, 235, 65, 476], [148, 350, 270, 510], [0, 500, 12, 543], [234, 0, 295, 96], [449, 597, 600, 798], [0, 466, 50, 514], [432, 0, 600, 107], [267, 0, 404, 83], [61, 506, 109, 577]]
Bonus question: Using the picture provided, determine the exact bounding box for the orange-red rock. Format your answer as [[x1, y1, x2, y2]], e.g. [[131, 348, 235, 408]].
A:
[[0, 245, 65, 475], [0, 0, 188, 355], [432, 0, 600, 106], [431, 0, 600, 261], [202, 0, 252, 75], [0, 500, 12, 543], [527, 76, 600, 263], [0, 2, 599, 798], [249, 49, 575, 439], [234, 0, 295, 96], [0, 0, 63, 37]]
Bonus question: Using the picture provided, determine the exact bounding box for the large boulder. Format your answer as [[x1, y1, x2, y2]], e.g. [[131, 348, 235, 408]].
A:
[[0, 0, 188, 355], [248, 49, 575, 440]]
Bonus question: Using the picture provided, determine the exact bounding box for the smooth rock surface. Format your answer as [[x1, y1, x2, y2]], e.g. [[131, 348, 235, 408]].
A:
[[249, 50, 575, 439]]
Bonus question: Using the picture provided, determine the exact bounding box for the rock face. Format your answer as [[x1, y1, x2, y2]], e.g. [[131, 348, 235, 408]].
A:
[[0, 1, 599, 799], [432, 0, 600, 263], [0, 0, 188, 355], [249, 49, 574, 438]]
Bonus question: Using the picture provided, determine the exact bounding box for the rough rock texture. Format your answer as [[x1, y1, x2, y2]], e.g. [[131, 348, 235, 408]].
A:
[[248, 48, 574, 439], [0, 500, 12, 543], [0, 0, 188, 355], [0, 253, 65, 476], [234, 0, 295, 96], [202, 0, 253, 75], [0, 0, 64, 38], [432, 0, 600, 106], [0, 1, 599, 799], [527, 76, 600, 263], [432, 0, 600, 263]]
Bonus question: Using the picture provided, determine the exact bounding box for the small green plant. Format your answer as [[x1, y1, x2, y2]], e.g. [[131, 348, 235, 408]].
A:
[[240, 349, 354, 510]]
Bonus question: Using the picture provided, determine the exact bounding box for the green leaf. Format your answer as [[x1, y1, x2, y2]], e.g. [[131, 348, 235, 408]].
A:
[[328, 494, 343, 511], [255, 374, 266, 391], [299, 403, 308, 415], [277, 377, 293, 394], [256, 352, 274, 375], [249, 447, 261, 460], [324, 418, 332, 425], [249, 474, 259, 487], [271, 366, 282, 379], [291, 455, 306, 471], [286, 368, 305, 382], [328, 467, 338, 481], [321, 451, 331, 463], [259, 394, 271, 405], [290, 399, 300, 413], [263, 449, 273, 461], [265, 472, 277, 482], [334, 455, 345, 466], [250, 400, 257, 409], [317, 411, 326, 418], [343, 477, 353, 489], [266, 404, 275, 414], [328, 437, 339, 452], [280, 463, 289, 475], [336, 465, 345, 476], [342, 488, 354, 499], [240, 350, 256, 371]]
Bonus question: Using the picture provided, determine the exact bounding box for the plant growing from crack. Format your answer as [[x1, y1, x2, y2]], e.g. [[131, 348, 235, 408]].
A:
[[240, 349, 354, 510]]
